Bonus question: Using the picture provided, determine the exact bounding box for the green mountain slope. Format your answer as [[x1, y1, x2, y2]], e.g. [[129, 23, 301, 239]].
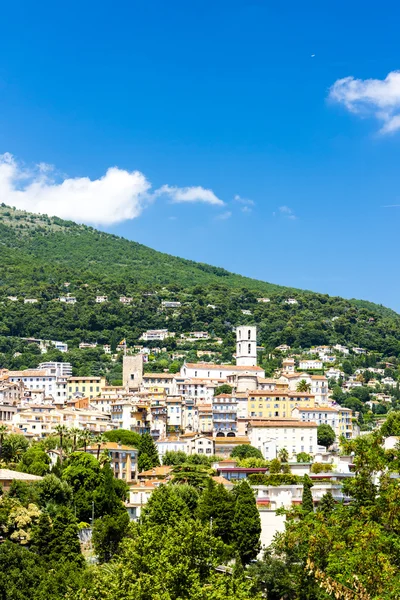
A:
[[0, 205, 292, 294], [1, 204, 400, 362]]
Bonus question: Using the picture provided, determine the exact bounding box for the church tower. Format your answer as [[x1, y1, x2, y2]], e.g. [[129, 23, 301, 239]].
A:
[[236, 325, 257, 367]]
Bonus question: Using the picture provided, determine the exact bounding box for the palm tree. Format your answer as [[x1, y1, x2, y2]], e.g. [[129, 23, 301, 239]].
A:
[[93, 434, 107, 460], [296, 379, 311, 393], [54, 424, 68, 463], [0, 424, 8, 460], [278, 448, 289, 463], [79, 429, 93, 453], [69, 427, 81, 452]]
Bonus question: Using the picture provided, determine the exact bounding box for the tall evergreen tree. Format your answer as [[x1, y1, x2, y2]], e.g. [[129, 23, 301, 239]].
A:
[[232, 480, 261, 564], [138, 433, 160, 472], [318, 490, 335, 517], [197, 480, 235, 545], [302, 474, 314, 514], [141, 484, 190, 527]]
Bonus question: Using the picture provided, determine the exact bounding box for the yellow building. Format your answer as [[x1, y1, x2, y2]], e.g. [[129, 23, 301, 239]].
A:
[[198, 404, 213, 434], [67, 376, 106, 399], [248, 390, 316, 420]]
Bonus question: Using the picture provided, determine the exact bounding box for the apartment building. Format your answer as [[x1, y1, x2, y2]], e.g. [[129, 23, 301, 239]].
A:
[[212, 394, 237, 436], [67, 376, 106, 399], [247, 390, 316, 420], [292, 405, 353, 440], [7, 370, 57, 398], [247, 419, 318, 459], [140, 329, 173, 341]]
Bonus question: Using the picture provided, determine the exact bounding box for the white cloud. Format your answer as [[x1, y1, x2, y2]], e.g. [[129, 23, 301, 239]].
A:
[[234, 194, 255, 206], [157, 184, 224, 206], [278, 205, 297, 220], [329, 70, 400, 133], [234, 194, 255, 213], [0, 153, 224, 226], [215, 211, 232, 221]]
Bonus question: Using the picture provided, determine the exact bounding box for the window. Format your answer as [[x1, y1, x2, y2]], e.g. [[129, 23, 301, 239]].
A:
[[238, 343, 241, 354], [248, 344, 251, 354], [130, 374, 135, 380], [239, 330, 241, 340], [248, 329, 251, 340], [195, 371, 197, 377]]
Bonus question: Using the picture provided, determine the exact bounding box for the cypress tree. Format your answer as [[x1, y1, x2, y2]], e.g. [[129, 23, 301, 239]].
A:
[[302, 474, 314, 514], [318, 490, 335, 517], [232, 480, 261, 565], [197, 480, 235, 545], [138, 433, 160, 472]]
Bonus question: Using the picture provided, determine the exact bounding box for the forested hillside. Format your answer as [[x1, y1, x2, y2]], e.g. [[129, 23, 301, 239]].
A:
[[1, 204, 400, 361]]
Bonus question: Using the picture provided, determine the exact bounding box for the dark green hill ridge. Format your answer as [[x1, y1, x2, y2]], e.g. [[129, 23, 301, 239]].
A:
[[0, 205, 292, 294], [1, 204, 400, 361]]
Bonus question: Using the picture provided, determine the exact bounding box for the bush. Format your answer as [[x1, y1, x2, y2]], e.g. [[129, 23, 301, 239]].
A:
[[311, 462, 333, 474]]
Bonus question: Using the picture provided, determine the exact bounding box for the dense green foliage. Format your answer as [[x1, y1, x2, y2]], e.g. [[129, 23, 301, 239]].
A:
[[250, 422, 400, 599], [231, 445, 264, 460], [317, 424, 336, 448], [137, 433, 160, 472], [2, 205, 400, 385]]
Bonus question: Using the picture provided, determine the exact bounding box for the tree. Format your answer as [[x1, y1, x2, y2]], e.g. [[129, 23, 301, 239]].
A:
[[311, 462, 333, 474], [380, 410, 400, 437], [318, 490, 335, 517], [232, 480, 261, 565], [317, 423, 335, 448], [197, 480, 235, 545], [103, 429, 141, 447], [296, 452, 311, 463], [78, 429, 93, 453], [141, 484, 190, 527], [162, 450, 187, 465], [296, 379, 311, 392], [93, 434, 107, 460], [54, 425, 68, 463], [2, 434, 29, 462], [0, 424, 8, 460], [278, 448, 289, 463], [301, 474, 314, 514], [17, 445, 50, 476], [171, 463, 211, 490], [214, 384, 233, 396], [35, 474, 73, 507], [92, 511, 130, 563], [342, 360, 353, 375], [138, 433, 160, 472], [230, 444, 263, 460]]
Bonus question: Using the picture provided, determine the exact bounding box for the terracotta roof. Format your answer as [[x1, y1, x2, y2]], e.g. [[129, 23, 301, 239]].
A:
[[185, 363, 263, 372], [213, 436, 250, 444], [293, 406, 350, 413], [248, 391, 314, 398], [143, 373, 175, 379], [0, 469, 43, 482], [68, 376, 102, 381], [8, 370, 48, 377], [248, 419, 318, 428], [138, 465, 172, 477], [311, 375, 328, 380], [85, 442, 137, 451], [212, 475, 232, 485]]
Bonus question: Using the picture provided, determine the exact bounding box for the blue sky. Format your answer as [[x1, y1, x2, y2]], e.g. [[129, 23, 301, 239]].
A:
[[1, 1, 400, 309]]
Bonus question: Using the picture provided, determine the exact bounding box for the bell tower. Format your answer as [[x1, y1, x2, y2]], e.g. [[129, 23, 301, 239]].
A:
[[236, 325, 257, 367]]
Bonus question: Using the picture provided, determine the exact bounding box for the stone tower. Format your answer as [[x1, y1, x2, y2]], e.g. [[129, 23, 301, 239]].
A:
[[123, 354, 143, 391], [236, 325, 257, 367]]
